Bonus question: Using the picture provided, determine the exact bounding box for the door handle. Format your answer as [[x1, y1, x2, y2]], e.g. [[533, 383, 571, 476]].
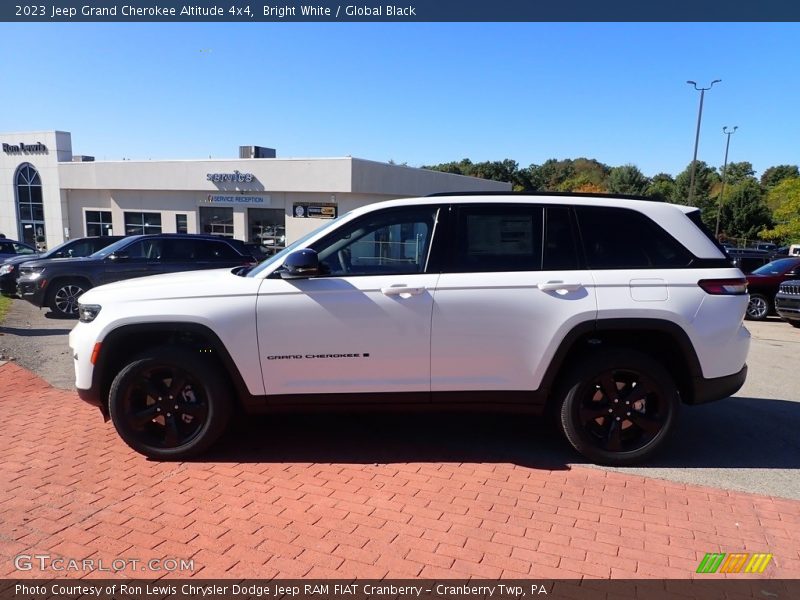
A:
[[537, 281, 583, 292], [381, 284, 425, 297]]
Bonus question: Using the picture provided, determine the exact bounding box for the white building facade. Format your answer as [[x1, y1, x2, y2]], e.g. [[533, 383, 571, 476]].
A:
[[1, 130, 510, 251]]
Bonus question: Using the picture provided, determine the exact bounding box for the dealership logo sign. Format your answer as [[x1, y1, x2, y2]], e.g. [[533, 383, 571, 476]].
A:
[[206, 170, 254, 183], [3, 142, 48, 154]]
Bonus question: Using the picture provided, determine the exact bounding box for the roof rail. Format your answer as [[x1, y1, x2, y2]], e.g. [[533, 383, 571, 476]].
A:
[[424, 190, 660, 202]]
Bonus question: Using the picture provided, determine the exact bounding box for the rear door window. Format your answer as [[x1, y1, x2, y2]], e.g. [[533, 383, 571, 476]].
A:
[[450, 204, 543, 272]]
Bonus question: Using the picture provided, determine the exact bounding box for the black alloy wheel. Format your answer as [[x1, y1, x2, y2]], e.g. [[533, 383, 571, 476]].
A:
[[109, 348, 231, 459], [558, 350, 679, 465]]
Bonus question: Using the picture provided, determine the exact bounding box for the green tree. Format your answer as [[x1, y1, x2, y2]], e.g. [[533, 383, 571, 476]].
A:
[[718, 180, 773, 241], [607, 165, 649, 196], [760, 178, 800, 242], [760, 164, 800, 189], [673, 161, 720, 231], [645, 173, 676, 202], [720, 161, 756, 187]]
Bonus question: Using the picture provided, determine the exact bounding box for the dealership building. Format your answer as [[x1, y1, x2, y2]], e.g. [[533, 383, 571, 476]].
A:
[[1, 130, 510, 251]]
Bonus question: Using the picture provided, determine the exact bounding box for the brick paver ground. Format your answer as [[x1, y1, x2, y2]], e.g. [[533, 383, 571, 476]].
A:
[[1, 361, 799, 579]]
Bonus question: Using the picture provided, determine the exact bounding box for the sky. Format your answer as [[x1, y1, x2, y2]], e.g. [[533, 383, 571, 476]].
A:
[[2, 22, 799, 178]]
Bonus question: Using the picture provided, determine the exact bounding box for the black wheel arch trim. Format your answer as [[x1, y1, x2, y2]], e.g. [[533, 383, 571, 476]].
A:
[[87, 322, 252, 414], [537, 317, 705, 404]]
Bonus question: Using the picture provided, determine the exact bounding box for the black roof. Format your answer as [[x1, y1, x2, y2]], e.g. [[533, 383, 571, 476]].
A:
[[424, 191, 661, 202]]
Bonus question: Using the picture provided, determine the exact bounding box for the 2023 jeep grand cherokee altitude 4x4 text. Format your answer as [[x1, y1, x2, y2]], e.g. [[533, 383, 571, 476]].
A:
[[69, 193, 750, 465]]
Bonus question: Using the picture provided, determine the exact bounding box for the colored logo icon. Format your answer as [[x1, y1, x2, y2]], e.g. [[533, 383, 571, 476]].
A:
[[696, 553, 773, 574]]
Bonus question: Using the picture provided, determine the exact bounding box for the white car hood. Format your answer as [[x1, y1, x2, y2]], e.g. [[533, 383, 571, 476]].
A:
[[79, 268, 260, 304]]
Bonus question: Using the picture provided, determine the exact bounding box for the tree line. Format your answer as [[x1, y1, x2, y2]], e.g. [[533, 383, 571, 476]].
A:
[[421, 158, 800, 245]]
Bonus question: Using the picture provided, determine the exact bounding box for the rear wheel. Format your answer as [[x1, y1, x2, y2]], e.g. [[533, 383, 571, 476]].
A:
[[557, 350, 679, 466], [108, 348, 231, 460], [790, 321, 800, 329], [745, 294, 770, 320], [48, 279, 90, 317]]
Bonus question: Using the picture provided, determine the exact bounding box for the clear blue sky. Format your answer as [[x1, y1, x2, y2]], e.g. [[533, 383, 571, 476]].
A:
[[2, 22, 799, 178]]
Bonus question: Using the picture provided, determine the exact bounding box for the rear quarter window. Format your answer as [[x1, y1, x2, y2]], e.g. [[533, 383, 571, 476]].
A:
[[575, 206, 693, 269]]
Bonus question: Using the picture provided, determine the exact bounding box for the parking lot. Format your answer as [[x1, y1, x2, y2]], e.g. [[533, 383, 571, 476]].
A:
[[1, 298, 800, 578]]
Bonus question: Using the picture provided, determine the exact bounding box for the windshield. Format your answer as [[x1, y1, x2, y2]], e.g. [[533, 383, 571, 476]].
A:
[[751, 258, 800, 276], [40, 239, 77, 258], [246, 216, 347, 277], [89, 236, 135, 259]]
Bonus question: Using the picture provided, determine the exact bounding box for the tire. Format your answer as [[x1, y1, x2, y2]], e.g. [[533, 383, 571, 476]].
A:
[[790, 321, 800, 329], [48, 279, 90, 317], [745, 294, 770, 321], [108, 347, 232, 460], [556, 349, 680, 466]]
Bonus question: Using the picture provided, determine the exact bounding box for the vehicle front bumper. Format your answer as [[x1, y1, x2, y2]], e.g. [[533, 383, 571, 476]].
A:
[[17, 277, 48, 307], [70, 321, 109, 418], [0, 273, 18, 296], [775, 294, 800, 322]]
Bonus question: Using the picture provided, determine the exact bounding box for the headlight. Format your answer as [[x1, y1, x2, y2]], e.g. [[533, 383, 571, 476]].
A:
[[0, 264, 14, 276], [78, 304, 102, 323], [21, 267, 45, 280]]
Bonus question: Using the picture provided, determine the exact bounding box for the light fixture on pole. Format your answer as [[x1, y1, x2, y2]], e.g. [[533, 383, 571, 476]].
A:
[[715, 126, 738, 239], [686, 79, 722, 205]]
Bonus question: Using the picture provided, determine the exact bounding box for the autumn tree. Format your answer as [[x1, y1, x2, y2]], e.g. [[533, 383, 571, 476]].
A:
[[760, 178, 800, 242]]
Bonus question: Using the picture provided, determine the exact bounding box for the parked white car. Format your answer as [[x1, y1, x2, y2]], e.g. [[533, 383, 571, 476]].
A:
[[69, 193, 750, 465]]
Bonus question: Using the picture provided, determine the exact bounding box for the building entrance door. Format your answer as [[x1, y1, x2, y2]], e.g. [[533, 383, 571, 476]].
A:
[[248, 208, 285, 255], [15, 164, 46, 249]]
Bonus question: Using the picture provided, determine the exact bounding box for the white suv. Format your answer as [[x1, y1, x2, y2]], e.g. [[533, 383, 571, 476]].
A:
[[69, 194, 750, 465]]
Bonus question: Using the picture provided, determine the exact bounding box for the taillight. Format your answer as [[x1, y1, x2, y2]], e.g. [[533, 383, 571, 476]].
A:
[[698, 278, 748, 295]]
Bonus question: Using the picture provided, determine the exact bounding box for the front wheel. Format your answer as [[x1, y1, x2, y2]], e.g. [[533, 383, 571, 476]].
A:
[[108, 348, 231, 460], [48, 279, 90, 317], [745, 294, 770, 320], [556, 350, 680, 466]]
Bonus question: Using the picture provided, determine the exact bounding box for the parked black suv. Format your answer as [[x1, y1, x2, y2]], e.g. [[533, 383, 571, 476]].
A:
[[1, 236, 124, 296], [775, 280, 800, 328], [17, 234, 258, 317]]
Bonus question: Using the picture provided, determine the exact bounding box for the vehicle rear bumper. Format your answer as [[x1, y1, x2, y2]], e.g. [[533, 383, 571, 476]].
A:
[[690, 364, 747, 405]]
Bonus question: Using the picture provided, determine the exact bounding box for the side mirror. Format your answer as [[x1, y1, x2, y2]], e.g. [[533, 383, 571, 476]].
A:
[[108, 251, 129, 261], [280, 248, 320, 279]]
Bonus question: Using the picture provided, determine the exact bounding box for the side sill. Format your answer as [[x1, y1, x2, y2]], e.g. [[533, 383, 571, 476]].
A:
[[240, 390, 547, 414]]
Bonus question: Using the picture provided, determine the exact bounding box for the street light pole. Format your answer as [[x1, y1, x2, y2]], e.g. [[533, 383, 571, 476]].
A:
[[687, 79, 721, 205], [715, 126, 738, 239]]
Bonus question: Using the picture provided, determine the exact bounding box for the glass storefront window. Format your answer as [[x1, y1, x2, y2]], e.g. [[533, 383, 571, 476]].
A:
[[199, 206, 233, 238], [124, 212, 162, 235], [176, 214, 188, 234], [85, 210, 114, 237]]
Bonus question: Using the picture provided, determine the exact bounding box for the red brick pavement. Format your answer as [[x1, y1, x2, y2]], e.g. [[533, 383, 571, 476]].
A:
[[1, 361, 799, 579]]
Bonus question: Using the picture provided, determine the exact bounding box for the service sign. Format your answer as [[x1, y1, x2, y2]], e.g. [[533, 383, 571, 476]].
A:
[[206, 195, 270, 205]]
